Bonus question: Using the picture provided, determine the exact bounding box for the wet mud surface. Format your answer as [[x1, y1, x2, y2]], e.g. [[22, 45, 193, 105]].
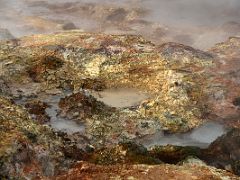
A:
[[14, 87, 228, 149], [91, 88, 150, 108], [137, 122, 228, 149]]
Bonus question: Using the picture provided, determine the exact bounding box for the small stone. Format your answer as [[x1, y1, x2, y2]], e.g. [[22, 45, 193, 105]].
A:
[[73, 112, 80, 117], [85, 144, 95, 153]]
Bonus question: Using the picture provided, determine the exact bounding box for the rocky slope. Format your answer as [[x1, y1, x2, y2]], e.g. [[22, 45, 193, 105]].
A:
[[0, 96, 68, 178], [55, 160, 238, 180], [0, 31, 239, 179]]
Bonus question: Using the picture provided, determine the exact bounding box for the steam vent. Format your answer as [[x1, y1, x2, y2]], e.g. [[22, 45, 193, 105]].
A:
[[0, 1, 240, 179]]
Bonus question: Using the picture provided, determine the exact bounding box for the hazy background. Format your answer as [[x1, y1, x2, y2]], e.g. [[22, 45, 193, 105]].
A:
[[0, 0, 240, 49]]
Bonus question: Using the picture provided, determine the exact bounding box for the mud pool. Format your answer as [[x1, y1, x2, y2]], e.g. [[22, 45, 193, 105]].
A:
[[14, 88, 228, 148], [43, 94, 85, 134], [91, 88, 150, 108], [137, 122, 227, 148], [15, 92, 85, 134]]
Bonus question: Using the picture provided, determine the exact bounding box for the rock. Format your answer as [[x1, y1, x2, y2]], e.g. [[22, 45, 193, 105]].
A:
[[0, 96, 73, 178], [57, 131, 89, 160], [149, 145, 201, 164], [180, 156, 207, 166], [233, 97, 240, 107], [27, 54, 64, 83], [54, 161, 238, 180], [61, 22, 77, 30], [88, 141, 160, 165], [58, 91, 114, 121], [202, 129, 240, 175], [0, 78, 10, 96], [24, 100, 50, 124], [0, 31, 236, 142], [207, 37, 240, 128], [0, 31, 240, 178]]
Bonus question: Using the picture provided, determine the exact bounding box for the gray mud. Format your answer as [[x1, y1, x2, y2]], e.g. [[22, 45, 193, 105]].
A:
[[137, 121, 227, 148], [14, 89, 228, 145], [43, 94, 85, 134], [91, 88, 150, 108], [15, 92, 85, 134]]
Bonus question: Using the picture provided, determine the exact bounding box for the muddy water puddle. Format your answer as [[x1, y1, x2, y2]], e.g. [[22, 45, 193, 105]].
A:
[[91, 88, 150, 108], [137, 122, 228, 149], [43, 93, 85, 134], [14, 88, 228, 148], [15, 92, 85, 134]]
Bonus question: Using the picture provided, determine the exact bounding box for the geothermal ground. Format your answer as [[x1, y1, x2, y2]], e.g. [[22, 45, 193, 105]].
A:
[[0, 30, 239, 180], [0, 0, 240, 180]]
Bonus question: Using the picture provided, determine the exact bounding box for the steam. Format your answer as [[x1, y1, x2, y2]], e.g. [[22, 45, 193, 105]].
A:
[[0, 0, 240, 48], [141, 0, 240, 27]]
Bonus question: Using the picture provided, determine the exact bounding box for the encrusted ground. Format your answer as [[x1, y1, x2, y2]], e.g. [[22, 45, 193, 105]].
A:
[[0, 31, 240, 179], [54, 161, 238, 180]]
